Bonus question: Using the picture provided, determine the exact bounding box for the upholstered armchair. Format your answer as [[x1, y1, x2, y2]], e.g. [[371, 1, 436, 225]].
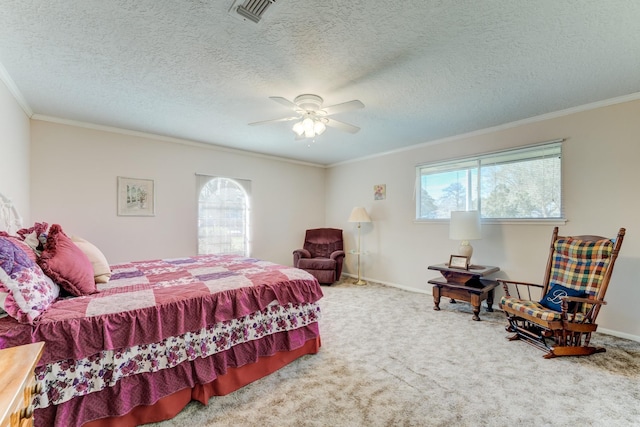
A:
[[293, 228, 345, 284]]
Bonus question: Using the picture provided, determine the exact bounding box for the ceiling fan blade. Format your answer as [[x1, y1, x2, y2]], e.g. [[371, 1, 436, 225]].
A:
[[325, 118, 361, 134], [269, 96, 298, 110], [248, 116, 299, 126], [322, 100, 364, 116]]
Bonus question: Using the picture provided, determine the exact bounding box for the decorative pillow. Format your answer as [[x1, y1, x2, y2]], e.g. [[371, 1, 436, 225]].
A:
[[0, 231, 37, 262], [0, 236, 60, 324], [539, 283, 587, 312], [16, 222, 49, 255], [16, 221, 49, 241], [38, 224, 97, 296], [71, 235, 112, 283]]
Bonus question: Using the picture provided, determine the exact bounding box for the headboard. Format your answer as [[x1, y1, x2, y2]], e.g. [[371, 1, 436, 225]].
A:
[[0, 193, 23, 234]]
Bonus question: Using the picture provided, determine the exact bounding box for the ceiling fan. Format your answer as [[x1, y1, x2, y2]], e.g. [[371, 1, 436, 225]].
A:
[[249, 94, 364, 139]]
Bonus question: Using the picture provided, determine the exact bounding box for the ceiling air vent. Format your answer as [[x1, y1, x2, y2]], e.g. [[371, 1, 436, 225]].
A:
[[229, 0, 277, 24]]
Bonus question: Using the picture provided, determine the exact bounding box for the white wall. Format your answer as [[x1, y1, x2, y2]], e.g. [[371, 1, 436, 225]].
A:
[[327, 98, 640, 340], [17, 91, 640, 340], [30, 120, 326, 266], [0, 79, 30, 222]]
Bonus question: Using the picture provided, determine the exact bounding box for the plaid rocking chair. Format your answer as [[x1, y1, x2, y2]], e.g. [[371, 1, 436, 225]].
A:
[[498, 227, 625, 358]]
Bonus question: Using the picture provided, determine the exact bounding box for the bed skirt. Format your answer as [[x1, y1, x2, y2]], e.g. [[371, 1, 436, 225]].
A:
[[35, 327, 321, 427], [86, 336, 320, 427]]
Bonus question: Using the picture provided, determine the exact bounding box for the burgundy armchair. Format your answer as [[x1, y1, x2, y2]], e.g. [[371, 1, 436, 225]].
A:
[[293, 228, 345, 284]]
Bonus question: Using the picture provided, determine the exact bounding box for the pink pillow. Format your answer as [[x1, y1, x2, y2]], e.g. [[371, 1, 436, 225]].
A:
[[38, 224, 97, 296], [17, 222, 50, 240]]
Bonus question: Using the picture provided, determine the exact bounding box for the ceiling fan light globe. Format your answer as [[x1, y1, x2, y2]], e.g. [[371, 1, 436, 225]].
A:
[[314, 121, 326, 135], [302, 117, 315, 132], [292, 121, 304, 136], [304, 128, 314, 138]]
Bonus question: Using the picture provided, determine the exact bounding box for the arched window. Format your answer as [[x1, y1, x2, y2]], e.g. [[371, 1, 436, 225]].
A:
[[197, 176, 250, 256]]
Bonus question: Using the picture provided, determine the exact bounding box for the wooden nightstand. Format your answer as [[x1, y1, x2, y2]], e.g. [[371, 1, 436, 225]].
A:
[[428, 263, 500, 321], [0, 342, 44, 427]]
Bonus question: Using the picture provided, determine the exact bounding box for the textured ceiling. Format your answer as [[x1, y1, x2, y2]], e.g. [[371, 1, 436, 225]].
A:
[[1, 1, 640, 165]]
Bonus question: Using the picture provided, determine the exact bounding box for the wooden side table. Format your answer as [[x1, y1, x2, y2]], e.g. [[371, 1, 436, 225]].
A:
[[428, 264, 500, 321], [0, 342, 44, 427]]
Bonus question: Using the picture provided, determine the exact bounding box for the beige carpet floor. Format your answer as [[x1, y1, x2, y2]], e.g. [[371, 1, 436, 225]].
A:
[[150, 280, 640, 426]]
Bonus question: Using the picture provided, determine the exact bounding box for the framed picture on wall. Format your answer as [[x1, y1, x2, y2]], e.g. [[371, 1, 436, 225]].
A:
[[374, 184, 386, 200], [117, 177, 155, 216]]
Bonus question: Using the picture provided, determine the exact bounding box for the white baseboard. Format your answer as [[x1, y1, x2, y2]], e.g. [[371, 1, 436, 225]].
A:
[[340, 274, 640, 343], [341, 273, 431, 295], [597, 327, 640, 343]]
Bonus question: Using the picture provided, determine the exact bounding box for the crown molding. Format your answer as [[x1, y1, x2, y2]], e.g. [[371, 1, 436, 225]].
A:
[[329, 91, 640, 168], [0, 61, 33, 117], [30, 114, 326, 168]]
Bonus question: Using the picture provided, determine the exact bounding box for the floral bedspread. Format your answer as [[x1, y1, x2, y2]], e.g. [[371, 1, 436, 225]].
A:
[[0, 254, 323, 410], [35, 300, 320, 408], [1, 254, 323, 365]]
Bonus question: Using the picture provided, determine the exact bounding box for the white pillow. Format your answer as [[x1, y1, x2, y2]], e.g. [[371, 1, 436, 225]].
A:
[[70, 236, 111, 283]]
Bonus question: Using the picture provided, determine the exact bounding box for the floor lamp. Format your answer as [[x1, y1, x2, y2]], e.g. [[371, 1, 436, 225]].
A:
[[348, 207, 371, 285]]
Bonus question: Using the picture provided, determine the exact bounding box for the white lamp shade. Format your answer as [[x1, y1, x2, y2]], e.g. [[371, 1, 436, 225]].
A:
[[348, 207, 371, 223], [449, 210, 481, 240]]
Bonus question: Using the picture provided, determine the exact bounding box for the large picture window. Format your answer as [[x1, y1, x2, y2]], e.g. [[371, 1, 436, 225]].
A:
[[416, 141, 563, 220], [197, 175, 251, 256]]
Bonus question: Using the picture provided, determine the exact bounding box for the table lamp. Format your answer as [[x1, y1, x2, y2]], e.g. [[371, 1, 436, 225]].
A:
[[449, 210, 481, 262], [348, 207, 371, 285]]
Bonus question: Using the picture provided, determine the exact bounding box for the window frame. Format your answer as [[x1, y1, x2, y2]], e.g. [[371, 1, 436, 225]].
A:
[[197, 175, 252, 257], [415, 140, 566, 224]]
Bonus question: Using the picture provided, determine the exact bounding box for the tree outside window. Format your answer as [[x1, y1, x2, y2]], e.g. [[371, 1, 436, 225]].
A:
[[416, 142, 562, 220]]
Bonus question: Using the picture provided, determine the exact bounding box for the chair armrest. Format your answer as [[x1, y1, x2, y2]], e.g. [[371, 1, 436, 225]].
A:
[[561, 296, 606, 320], [498, 279, 544, 299], [497, 279, 544, 288], [292, 249, 311, 267], [330, 250, 345, 261], [293, 249, 311, 258], [562, 296, 606, 306]]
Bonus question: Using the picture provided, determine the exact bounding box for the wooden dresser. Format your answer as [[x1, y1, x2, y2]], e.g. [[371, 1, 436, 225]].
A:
[[0, 343, 44, 427]]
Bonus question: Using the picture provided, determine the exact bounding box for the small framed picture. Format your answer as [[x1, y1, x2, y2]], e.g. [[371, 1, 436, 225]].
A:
[[448, 255, 470, 270], [117, 177, 155, 216]]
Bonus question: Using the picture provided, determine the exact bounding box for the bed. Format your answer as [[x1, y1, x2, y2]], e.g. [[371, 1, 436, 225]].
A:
[[0, 202, 323, 427]]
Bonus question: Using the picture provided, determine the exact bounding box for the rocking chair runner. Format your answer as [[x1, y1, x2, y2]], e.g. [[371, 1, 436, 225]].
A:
[[498, 227, 625, 358]]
